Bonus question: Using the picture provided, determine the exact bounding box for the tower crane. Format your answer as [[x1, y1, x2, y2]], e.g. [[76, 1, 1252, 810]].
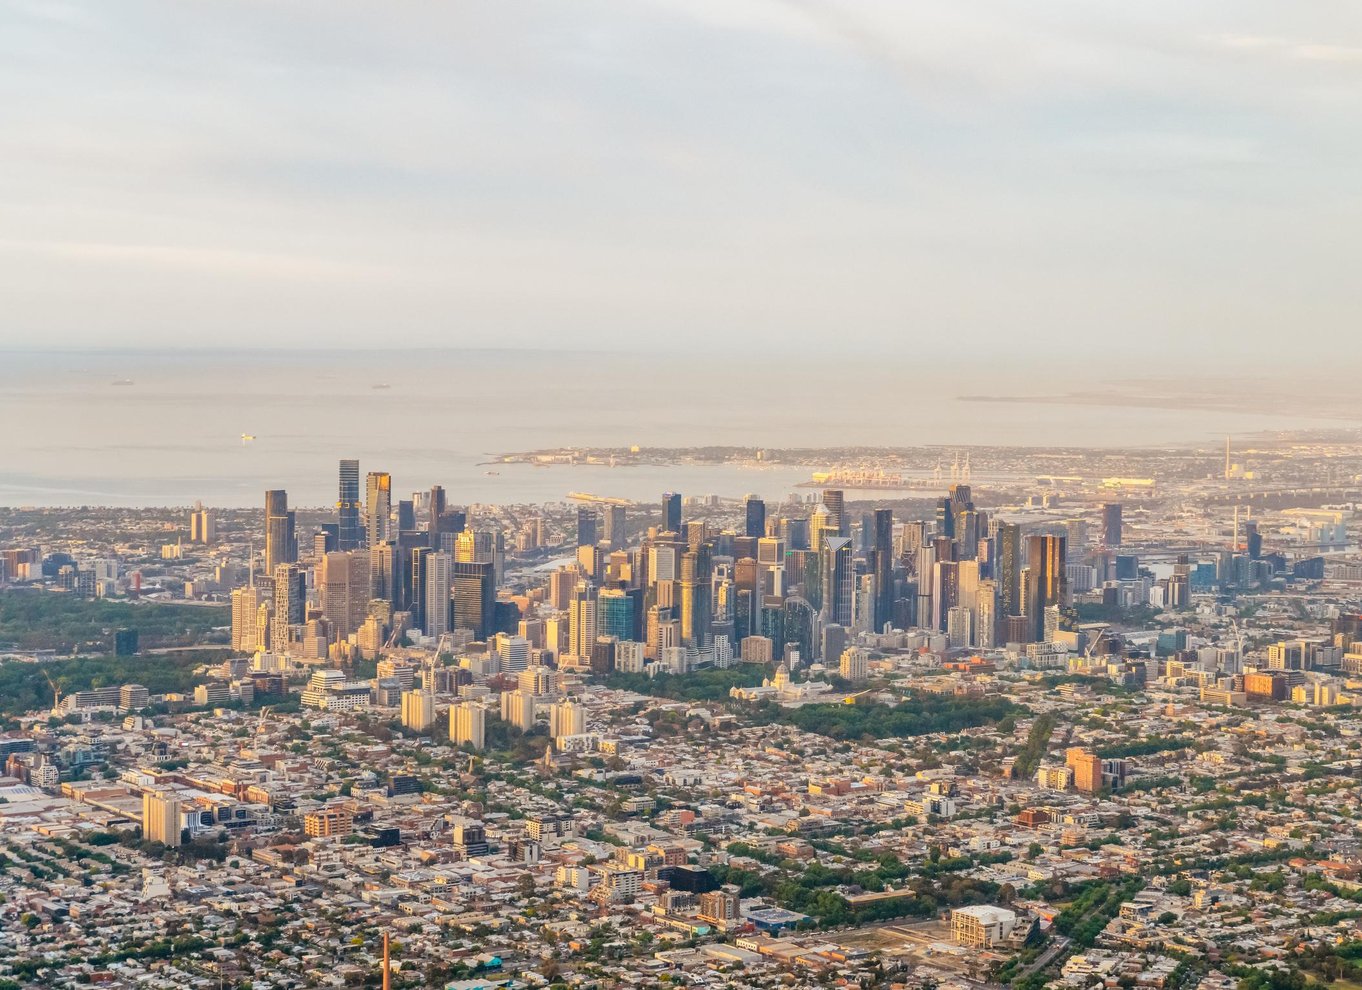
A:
[[43, 669, 62, 714], [1083, 625, 1109, 667]]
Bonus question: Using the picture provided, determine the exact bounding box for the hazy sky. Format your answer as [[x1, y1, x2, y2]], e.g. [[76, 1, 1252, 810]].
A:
[[1, 1, 1360, 361]]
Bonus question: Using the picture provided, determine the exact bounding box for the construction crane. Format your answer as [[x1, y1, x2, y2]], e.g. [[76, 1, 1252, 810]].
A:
[[43, 669, 62, 714], [1229, 617, 1247, 666], [1082, 625, 1109, 667]]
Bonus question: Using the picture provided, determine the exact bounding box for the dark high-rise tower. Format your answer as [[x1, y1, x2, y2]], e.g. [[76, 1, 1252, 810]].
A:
[[576, 507, 599, 548], [873, 508, 895, 630], [604, 504, 628, 550], [821, 536, 854, 628], [744, 495, 766, 539], [337, 459, 362, 550], [428, 485, 447, 543], [264, 489, 296, 575], [662, 492, 682, 534], [451, 561, 496, 641], [997, 523, 1021, 622], [1101, 503, 1123, 548], [1024, 534, 1067, 642]]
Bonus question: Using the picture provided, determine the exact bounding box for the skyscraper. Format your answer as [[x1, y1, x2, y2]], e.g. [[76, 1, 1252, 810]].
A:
[[264, 489, 296, 575], [319, 551, 370, 639], [230, 585, 263, 652], [662, 492, 682, 533], [680, 547, 712, 648], [821, 489, 846, 537], [997, 523, 1022, 622], [604, 504, 628, 550], [1024, 534, 1067, 642], [873, 508, 894, 630], [428, 485, 447, 541], [451, 560, 495, 641], [337, 459, 362, 550], [365, 471, 392, 548], [744, 495, 766, 539], [1101, 503, 1123, 548], [820, 536, 854, 628], [569, 582, 598, 661], [576, 507, 599, 548], [272, 563, 304, 654], [598, 587, 635, 642], [424, 551, 452, 639], [408, 545, 431, 632], [369, 539, 395, 606]]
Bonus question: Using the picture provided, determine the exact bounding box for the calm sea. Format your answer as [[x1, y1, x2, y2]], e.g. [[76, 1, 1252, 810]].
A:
[[0, 350, 1350, 507]]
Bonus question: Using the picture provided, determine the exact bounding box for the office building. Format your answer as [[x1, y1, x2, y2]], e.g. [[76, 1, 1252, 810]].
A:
[[264, 489, 296, 575], [319, 551, 369, 640], [821, 489, 845, 537], [744, 495, 766, 539], [271, 563, 304, 654], [424, 552, 453, 639], [338, 459, 362, 550], [598, 587, 635, 643], [304, 807, 354, 838], [604, 504, 628, 550], [996, 523, 1022, 622], [1101, 503, 1123, 548], [1024, 535, 1067, 642], [873, 508, 894, 630], [661, 491, 682, 533], [365, 472, 392, 547], [569, 582, 598, 661], [951, 906, 1017, 949], [821, 537, 854, 628], [451, 560, 495, 640], [576, 507, 598, 548]]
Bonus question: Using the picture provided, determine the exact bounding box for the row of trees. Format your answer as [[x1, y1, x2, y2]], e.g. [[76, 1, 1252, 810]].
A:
[[0, 590, 228, 652], [760, 693, 1021, 741]]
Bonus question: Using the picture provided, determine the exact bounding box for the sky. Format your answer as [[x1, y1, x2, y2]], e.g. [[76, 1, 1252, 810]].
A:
[[1, 1, 1360, 364]]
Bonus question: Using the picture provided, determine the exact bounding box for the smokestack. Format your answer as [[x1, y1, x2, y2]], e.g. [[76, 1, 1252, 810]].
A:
[[1225, 436, 1231, 481], [382, 932, 390, 990]]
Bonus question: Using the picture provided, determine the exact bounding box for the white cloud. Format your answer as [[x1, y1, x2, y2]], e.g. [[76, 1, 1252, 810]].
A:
[[0, 0, 1359, 358]]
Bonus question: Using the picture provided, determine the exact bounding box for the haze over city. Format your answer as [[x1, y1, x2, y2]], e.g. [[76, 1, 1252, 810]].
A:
[[5, 5, 1362, 990]]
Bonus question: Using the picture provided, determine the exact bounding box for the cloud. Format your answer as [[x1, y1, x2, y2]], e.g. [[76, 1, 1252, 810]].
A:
[[0, 0, 1360, 360]]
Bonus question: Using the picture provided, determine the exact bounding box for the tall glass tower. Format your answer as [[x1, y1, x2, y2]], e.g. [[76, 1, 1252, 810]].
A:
[[338, 459, 361, 550]]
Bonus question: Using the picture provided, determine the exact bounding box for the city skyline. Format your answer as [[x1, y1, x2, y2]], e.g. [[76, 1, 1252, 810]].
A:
[[4, 6, 1362, 988]]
